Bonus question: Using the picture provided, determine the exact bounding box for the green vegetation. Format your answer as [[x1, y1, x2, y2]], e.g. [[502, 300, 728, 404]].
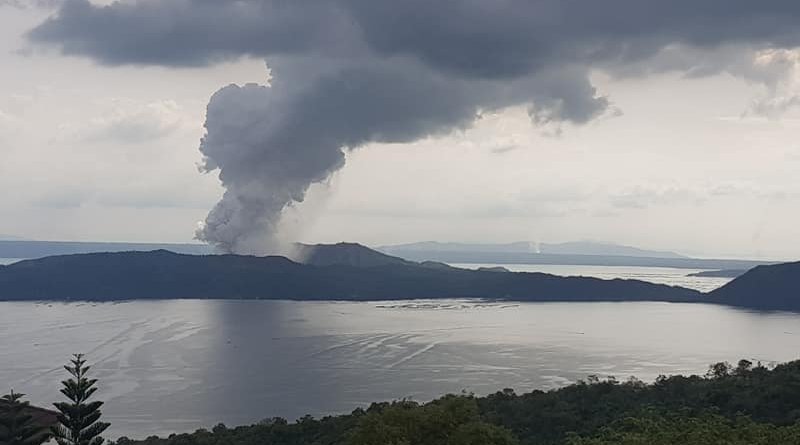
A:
[[347, 396, 518, 445], [107, 359, 800, 445], [51, 354, 110, 445], [7, 356, 800, 444], [0, 391, 50, 445], [566, 413, 800, 445]]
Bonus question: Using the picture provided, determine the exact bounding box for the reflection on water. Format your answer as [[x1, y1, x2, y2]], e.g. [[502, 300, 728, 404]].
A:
[[1, 299, 798, 439]]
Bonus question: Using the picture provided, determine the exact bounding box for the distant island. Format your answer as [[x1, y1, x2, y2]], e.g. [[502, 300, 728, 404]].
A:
[[0, 242, 797, 310], [0, 239, 775, 271], [0, 244, 700, 303]]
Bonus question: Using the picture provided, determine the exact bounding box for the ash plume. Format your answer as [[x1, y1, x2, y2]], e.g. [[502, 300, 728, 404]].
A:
[[25, 0, 800, 253], [194, 59, 607, 252]]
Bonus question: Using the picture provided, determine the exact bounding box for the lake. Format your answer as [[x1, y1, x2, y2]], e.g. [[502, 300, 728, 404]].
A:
[[2, 299, 799, 439]]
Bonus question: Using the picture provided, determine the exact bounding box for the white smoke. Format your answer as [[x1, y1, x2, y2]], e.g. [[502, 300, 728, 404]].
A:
[[194, 60, 609, 253]]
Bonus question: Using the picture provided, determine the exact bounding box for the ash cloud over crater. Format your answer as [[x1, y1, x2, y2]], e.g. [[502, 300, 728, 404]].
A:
[[26, 0, 800, 253]]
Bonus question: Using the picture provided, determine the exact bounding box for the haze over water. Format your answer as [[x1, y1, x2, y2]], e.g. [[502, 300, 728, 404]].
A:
[[2, 299, 799, 439], [451, 263, 733, 292]]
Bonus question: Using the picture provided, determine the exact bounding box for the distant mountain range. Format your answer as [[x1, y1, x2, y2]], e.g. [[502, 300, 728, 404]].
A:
[[380, 241, 688, 258], [0, 234, 31, 241], [0, 243, 797, 311], [0, 240, 214, 258], [1, 239, 773, 271], [378, 242, 770, 271]]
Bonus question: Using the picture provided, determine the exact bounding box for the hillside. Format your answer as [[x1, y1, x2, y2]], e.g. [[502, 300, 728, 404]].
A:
[[0, 250, 699, 302], [292, 242, 412, 267], [708, 261, 800, 310]]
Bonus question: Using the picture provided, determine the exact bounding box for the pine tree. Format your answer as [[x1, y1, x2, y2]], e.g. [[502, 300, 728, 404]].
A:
[[51, 354, 110, 445], [0, 390, 49, 445]]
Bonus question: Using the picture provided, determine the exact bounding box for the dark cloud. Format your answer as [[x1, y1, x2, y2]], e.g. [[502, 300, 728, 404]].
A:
[[26, 0, 800, 252], [28, 0, 360, 66], [28, 1, 800, 74]]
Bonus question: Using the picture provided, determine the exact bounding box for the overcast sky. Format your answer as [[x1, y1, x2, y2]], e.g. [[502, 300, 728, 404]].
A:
[[2, 1, 800, 260]]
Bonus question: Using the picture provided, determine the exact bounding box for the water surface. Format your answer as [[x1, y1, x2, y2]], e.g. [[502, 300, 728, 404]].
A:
[[1, 300, 797, 439]]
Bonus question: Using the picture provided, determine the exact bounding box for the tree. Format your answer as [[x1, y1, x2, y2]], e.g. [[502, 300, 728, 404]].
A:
[[51, 354, 110, 445], [0, 390, 49, 445], [347, 396, 518, 445], [707, 361, 732, 379], [735, 359, 753, 375], [565, 413, 800, 445]]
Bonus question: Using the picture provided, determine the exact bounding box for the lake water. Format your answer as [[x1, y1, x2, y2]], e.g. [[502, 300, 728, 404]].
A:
[[451, 263, 733, 292], [2, 299, 799, 439]]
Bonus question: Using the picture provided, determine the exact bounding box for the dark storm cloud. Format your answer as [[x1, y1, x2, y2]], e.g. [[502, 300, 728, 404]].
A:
[[28, 0, 360, 66], [28, 1, 800, 73], [26, 0, 800, 252]]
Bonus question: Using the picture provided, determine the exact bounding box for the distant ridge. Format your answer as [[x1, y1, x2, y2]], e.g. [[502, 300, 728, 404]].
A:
[[2, 239, 772, 271], [378, 241, 770, 271], [0, 234, 30, 241], [0, 240, 214, 259], [380, 240, 688, 259]]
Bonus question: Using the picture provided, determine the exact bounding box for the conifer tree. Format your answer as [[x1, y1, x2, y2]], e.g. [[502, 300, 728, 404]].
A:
[[0, 390, 49, 445], [51, 354, 110, 445]]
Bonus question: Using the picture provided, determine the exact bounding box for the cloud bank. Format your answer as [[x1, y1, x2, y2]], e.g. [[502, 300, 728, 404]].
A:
[[26, 0, 800, 253]]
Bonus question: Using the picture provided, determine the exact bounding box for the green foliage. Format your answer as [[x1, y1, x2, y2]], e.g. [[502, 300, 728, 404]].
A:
[[566, 413, 800, 445], [51, 354, 110, 445], [0, 390, 49, 445], [107, 359, 800, 445], [346, 396, 517, 445], [477, 360, 800, 443]]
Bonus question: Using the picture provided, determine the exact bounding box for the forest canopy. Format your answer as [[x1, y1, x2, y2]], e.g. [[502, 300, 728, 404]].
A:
[[104, 359, 800, 445]]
